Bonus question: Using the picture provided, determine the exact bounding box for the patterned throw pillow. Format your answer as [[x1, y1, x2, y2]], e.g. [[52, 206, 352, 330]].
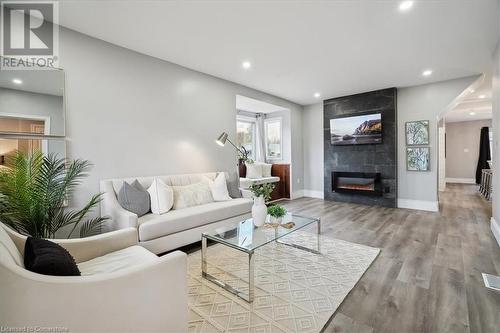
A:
[[117, 180, 150, 216], [172, 181, 214, 210]]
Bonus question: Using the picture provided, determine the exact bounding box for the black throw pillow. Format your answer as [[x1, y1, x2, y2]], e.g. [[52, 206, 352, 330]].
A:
[[24, 237, 81, 276]]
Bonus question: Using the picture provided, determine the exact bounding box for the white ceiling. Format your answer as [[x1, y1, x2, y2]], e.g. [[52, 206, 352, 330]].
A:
[[236, 95, 288, 114], [0, 69, 64, 96], [57, 0, 499, 105], [445, 74, 493, 122]]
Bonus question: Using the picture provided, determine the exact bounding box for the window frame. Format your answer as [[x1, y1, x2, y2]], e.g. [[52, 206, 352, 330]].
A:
[[264, 117, 283, 161], [236, 116, 256, 160]]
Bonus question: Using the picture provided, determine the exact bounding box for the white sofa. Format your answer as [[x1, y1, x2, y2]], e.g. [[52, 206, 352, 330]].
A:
[[0, 223, 187, 333], [100, 172, 253, 254]]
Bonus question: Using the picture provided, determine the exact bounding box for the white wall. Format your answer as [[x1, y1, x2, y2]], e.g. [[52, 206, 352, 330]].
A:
[[397, 76, 477, 211], [491, 32, 500, 247], [58, 28, 304, 214], [302, 103, 323, 198], [445, 119, 492, 182]]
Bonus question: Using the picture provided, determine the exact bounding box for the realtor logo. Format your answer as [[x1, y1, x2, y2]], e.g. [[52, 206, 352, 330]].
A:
[[1, 0, 59, 69]]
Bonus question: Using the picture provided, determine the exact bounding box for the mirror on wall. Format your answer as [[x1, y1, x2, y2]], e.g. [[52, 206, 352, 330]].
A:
[[0, 138, 66, 166], [0, 64, 65, 137]]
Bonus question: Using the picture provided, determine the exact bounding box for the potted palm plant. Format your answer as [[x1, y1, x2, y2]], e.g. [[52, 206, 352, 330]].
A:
[[0, 151, 108, 238]]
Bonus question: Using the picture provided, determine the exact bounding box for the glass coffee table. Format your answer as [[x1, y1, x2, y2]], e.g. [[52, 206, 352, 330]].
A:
[[201, 214, 321, 302]]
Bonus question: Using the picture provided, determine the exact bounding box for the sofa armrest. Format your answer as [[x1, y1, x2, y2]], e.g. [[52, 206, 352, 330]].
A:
[[241, 188, 253, 199], [0, 251, 188, 333], [54, 228, 138, 263], [100, 180, 138, 231]]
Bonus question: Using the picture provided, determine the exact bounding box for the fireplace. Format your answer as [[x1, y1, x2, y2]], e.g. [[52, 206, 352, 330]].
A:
[[332, 172, 382, 196]]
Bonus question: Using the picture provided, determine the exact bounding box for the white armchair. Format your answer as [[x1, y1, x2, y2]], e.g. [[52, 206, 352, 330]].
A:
[[0, 224, 188, 333]]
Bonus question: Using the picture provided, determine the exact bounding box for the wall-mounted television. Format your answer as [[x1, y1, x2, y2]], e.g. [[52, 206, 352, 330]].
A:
[[330, 113, 382, 145]]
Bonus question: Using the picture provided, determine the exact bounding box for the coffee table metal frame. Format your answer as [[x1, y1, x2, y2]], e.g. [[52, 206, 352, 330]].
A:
[[201, 215, 321, 303]]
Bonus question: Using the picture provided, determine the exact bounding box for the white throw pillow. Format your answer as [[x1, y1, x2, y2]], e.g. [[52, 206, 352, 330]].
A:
[[206, 173, 232, 201], [246, 163, 262, 179], [261, 163, 273, 177], [172, 181, 214, 210], [147, 178, 174, 215]]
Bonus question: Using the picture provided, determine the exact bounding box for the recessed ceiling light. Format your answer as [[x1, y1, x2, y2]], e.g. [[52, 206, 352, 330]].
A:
[[399, 1, 414, 11], [242, 61, 251, 70], [469, 111, 476, 116], [479, 94, 486, 99], [422, 69, 433, 77], [314, 92, 321, 98], [12, 78, 22, 85]]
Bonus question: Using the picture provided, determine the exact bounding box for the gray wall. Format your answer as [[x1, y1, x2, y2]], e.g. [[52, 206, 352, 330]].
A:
[[397, 76, 477, 207], [58, 28, 304, 214], [302, 103, 323, 197], [445, 119, 492, 180], [301, 77, 477, 210]]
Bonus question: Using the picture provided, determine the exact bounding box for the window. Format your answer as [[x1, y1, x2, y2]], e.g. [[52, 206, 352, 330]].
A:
[[236, 119, 256, 160], [265, 118, 282, 160]]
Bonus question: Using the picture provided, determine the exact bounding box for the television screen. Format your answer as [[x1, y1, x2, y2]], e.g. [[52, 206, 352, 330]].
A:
[[330, 113, 382, 145]]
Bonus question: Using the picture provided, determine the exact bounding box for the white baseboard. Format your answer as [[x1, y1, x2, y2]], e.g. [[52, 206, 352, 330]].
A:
[[302, 190, 324, 199], [291, 190, 304, 199], [398, 198, 439, 212], [491, 217, 500, 248], [445, 177, 475, 184]]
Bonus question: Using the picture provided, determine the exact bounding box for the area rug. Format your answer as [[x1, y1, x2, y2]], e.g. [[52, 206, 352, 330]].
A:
[[187, 232, 380, 333]]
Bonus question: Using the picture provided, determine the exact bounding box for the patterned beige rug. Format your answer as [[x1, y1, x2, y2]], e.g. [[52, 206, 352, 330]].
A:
[[187, 232, 379, 333]]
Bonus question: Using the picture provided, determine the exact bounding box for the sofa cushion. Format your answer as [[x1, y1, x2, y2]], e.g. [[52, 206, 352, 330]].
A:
[[118, 180, 150, 217], [225, 171, 242, 199], [24, 237, 81, 276], [148, 178, 174, 215], [172, 181, 213, 210], [240, 176, 280, 189], [0, 224, 23, 267], [207, 173, 232, 201], [78, 245, 158, 276], [246, 163, 262, 179], [259, 163, 273, 177], [138, 198, 253, 241]]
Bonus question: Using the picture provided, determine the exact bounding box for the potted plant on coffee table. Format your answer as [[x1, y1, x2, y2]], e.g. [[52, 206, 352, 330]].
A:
[[267, 205, 286, 225], [249, 183, 275, 227]]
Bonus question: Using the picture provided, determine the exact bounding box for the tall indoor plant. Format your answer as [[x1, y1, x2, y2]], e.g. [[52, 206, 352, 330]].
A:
[[0, 151, 107, 238]]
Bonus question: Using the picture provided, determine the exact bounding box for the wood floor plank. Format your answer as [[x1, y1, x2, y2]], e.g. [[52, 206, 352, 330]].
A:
[[279, 184, 500, 333]]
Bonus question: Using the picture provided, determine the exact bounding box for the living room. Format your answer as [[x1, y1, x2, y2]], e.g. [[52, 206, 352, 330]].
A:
[[1, 1, 499, 332]]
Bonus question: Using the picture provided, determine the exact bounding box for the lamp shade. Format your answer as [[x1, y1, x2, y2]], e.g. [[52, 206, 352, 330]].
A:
[[216, 132, 228, 146]]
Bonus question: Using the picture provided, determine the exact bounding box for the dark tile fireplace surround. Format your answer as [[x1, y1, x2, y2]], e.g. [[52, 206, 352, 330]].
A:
[[324, 88, 397, 207]]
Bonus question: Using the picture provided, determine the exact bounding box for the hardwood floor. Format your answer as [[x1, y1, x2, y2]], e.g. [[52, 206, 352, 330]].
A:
[[280, 184, 500, 333]]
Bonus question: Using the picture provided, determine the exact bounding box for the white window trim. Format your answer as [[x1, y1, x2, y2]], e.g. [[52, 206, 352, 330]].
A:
[[236, 116, 256, 160], [264, 117, 283, 161]]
